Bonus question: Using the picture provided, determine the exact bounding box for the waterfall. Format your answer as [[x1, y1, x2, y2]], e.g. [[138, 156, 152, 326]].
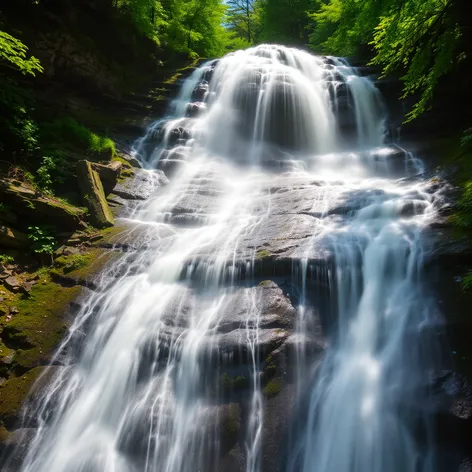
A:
[[6, 44, 441, 472]]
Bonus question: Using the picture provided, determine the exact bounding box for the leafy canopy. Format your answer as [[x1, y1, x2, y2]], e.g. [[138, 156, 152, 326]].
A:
[[114, 0, 229, 57], [306, 0, 463, 121]]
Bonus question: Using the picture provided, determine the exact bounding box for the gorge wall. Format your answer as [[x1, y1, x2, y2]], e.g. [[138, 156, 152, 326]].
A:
[[1, 44, 472, 472]]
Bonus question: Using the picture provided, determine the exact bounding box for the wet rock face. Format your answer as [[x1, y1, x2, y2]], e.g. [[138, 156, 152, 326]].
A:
[[140, 281, 304, 366], [112, 169, 168, 200], [430, 371, 472, 472], [115, 279, 323, 472]]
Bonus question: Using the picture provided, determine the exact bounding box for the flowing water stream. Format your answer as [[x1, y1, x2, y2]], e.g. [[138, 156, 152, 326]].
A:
[[9, 44, 441, 472]]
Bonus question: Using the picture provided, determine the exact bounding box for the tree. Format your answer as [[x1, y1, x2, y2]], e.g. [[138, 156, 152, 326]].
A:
[[0, 30, 42, 111], [226, 0, 256, 43], [0, 29, 43, 154], [256, 0, 313, 45], [112, 0, 229, 57], [307, 0, 469, 121]]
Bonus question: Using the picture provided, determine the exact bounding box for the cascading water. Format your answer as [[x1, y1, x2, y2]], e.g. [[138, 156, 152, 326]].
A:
[[5, 44, 442, 472]]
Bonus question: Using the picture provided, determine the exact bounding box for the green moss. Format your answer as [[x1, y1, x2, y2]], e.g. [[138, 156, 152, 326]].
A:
[[0, 341, 14, 366], [112, 155, 133, 169], [263, 378, 283, 398], [93, 222, 138, 248], [223, 414, 239, 436], [0, 425, 9, 443], [233, 376, 249, 390], [259, 280, 272, 287], [1, 277, 82, 371], [220, 403, 240, 448], [164, 73, 182, 85], [0, 254, 15, 265], [220, 373, 249, 392], [0, 367, 47, 427], [119, 168, 135, 181], [2, 180, 85, 227], [52, 248, 119, 285], [43, 196, 84, 219], [55, 254, 89, 274], [220, 372, 232, 390], [256, 249, 271, 259], [163, 59, 201, 85], [263, 354, 277, 377]]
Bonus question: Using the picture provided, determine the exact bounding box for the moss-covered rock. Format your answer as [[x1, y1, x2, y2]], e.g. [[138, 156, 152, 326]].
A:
[[219, 403, 241, 451], [0, 341, 15, 372], [256, 249, 271, 259], [258, 280, 273, 287], [263, 354, 277, 378], [0, 367, 48, 428], [0, 424, 9, 442], [51, 247, 121, 287], [77, 160, 114, 228], [0, 179, 85, 231], [1, 278, 83, 371], [263, 378, 283, 399], [220, 373, 249, 392]]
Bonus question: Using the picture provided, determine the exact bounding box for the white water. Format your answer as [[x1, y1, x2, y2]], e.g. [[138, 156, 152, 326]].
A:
[[10, 45, 439, 472]]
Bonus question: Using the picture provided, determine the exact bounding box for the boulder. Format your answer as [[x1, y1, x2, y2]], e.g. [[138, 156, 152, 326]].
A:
[[77, 160, 114, 228], [0, 179, 85, 231], [186, 102, 206, 118], [0, 226, 29, 250], [192, 82, 209, 101], [112, 169, 167, 200], [91, 161, 122, 195], [3, 276, 21, 293]]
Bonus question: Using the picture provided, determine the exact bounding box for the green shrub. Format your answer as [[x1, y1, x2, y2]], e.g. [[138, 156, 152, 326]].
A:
[[36, 153, 67, 193], [28, 225, 57, 264], [41, 117, 116, 157]]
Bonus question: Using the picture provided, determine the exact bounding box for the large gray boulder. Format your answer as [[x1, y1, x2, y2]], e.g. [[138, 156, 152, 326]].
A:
[[77, 160, 114, 228]]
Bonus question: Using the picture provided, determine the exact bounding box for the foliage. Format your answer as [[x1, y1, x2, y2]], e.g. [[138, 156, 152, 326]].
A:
[[0, 254, 15, 265], [0, 29, 42, 156], [226, 0, 258, 44], [5, 107, 40, 155], [59, 254, 89, 274], [0, 30, 43, 77], [27, 225, 57, 262], [461, 128, 472, 148], [36, 154, 67, 193], [462, 271, 472, 290], [41, 118, 116, 157], [370, 0, 459, 121], [305, 0, 465, 122], [115, 0, 229, 57], [256, 0, 313, 45], [454, 129, 472, 233]]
